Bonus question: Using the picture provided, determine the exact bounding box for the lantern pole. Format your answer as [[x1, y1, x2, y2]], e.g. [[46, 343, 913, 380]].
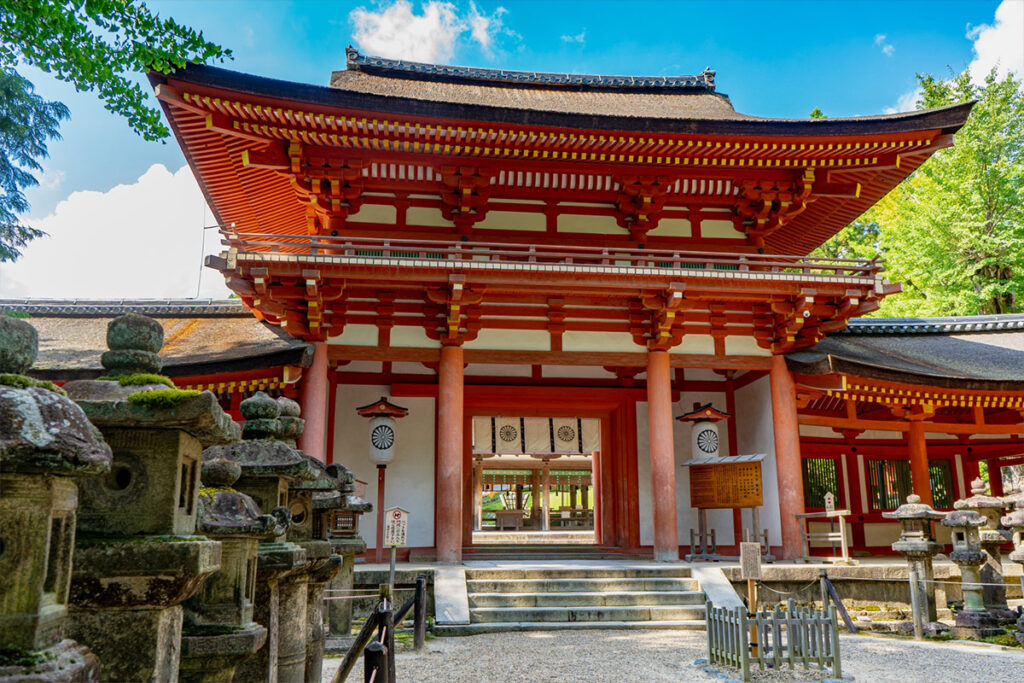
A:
[[377, 464, 387, 564]]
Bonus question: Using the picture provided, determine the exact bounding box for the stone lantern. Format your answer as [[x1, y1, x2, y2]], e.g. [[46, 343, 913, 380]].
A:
[[677, 402, 731, 458], [203, 391, 319, 683], [882, 494, 947, 631], [953, 478, 1016, 623], [1000, 496, 1024, 644], [63, 314, 237, 682], [941, 509, 1004, 638], [323, 463, 373, 641], [179, 456, 288, 682], [0, 315, 108, 681]]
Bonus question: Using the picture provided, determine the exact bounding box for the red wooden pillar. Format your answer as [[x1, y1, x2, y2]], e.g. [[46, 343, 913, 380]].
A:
[[987, 458, 1004, 496], [436, 344, 464, 563], [908, 421, 933, 506], [647, 349, 679, 562], [769, 354, 805, 560], [297, 341, 329, 462]]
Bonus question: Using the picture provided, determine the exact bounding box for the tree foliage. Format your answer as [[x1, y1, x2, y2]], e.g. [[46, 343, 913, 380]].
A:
[[0, 0, 231, 261], [816, 69, 1024, 316]]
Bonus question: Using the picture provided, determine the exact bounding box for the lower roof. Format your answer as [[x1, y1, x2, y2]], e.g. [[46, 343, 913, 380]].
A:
[[0, 299, 312, 380], [787, 315, 1024, 391]]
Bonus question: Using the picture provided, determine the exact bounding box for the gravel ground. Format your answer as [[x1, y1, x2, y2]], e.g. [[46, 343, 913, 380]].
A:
[[322, 630, 1024, 682]]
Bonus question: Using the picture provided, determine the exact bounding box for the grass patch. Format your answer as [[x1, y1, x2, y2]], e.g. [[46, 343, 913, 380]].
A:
[[0, 373, 67, 395], [0, 647, 52, 667], [1, 310, 30, 319], [96, 373, 174, 388], [860, 605, 882, 612], [127, 389, 201, 409], [982, 632, 1022, 647]]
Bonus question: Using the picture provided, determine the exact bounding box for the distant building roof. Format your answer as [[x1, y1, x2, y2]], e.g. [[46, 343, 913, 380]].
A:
[[788, 314, 1024, 390], [0, 299, 312, 380]]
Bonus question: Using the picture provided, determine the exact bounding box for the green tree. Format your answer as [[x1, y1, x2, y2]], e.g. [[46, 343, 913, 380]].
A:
[[817, 69, 1024, 316], [0, 0, 231, 261]]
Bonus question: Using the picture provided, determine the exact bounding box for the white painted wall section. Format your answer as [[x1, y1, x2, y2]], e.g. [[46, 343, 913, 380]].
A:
[[736, 376, 783, 549]]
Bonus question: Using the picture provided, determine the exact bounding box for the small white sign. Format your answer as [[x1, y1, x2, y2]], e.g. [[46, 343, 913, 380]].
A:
[[824, 492, 836, 515], [384, 507, 409, 547]]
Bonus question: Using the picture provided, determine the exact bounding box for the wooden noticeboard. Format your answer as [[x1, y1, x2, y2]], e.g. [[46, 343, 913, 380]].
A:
[[688, 461, 763, 509]]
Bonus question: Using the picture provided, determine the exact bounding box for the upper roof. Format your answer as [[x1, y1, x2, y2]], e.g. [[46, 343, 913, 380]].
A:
[[787, 314, 1024, 390], [0, 299, 312, 380]]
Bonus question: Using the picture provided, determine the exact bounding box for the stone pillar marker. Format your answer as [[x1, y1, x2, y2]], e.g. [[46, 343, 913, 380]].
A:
[[63, 313, 238, 682], [179, 456, 287, 682], [952, 478, 1016, 623], [942, 509, 1004, 638], [883, 494, 949, 635], [0, 315, 109, 681], [203, 391, 318, 683]]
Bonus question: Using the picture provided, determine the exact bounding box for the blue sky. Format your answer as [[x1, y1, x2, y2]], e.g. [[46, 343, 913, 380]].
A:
[[3, 0, 1021, 299]]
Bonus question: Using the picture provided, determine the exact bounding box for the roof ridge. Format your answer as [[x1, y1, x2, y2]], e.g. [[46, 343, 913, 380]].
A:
[[0, 298, 248, 318], [842, 313, 1024, 334], [345, 47, 716, 92]]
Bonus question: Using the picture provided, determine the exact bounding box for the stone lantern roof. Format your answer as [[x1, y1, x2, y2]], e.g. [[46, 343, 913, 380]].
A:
[[197, 457, 288, 538]]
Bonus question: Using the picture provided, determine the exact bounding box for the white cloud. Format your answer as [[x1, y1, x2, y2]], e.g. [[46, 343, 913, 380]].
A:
[[966, 0, 1024, 82], [349, 0, 510, 63], [884, 86, 922, 114], [561, 29, 586, 45], [0, 164, 230, 300], [39, 169, 65, 190], [874, 33, 895, 57]]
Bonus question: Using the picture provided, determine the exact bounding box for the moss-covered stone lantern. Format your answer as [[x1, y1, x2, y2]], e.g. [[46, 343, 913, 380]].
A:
[[179, 456, 289, 682], [0, 315, 108, 681], [882, 494, 947, 629], [941, 509, 1004, 638], [63, 313, 238, 682], [1000, 494, 1024, 644], [323, 463, 372, 640], [952, 478, 1015, 623], [202, 391, 318, 683]]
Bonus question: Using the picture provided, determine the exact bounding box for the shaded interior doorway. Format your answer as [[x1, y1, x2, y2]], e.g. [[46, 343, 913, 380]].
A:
[[470, 416, 599, 546]]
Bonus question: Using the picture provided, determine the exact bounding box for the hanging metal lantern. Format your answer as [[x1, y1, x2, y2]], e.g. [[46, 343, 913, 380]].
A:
[[677, 402, 731, 459], [355, 397, 409, 465]]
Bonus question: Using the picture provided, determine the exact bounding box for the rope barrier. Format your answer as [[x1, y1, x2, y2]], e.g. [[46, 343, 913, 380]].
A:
[[755, 579, 821, 596]]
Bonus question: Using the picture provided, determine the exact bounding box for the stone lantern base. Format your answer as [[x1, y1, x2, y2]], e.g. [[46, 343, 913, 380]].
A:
[[179, 623, 268, 683], [952, 610, 1006, 639], [0, 639, 101, 682]]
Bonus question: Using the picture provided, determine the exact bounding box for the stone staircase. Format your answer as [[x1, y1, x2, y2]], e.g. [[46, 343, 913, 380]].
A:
[[434, 566, 706, 635], [461, 544, 640, 562]]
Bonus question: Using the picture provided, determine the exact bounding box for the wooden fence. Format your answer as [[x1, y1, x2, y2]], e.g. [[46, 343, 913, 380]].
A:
[[705, 598, 842, 682]]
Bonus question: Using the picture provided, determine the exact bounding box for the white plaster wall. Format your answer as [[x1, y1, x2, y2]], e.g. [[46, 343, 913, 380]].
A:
[[635, 391, 734, 548], [332, 384, 436, 550], [735, 376, 783, 549]]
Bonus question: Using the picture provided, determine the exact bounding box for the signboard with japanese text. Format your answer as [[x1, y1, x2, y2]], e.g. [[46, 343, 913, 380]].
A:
[[383, 507, 409, 547], [688, 461, 763, 509]]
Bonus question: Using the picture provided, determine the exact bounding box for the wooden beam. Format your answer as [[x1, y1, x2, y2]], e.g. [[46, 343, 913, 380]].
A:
[[799, 414, 1024, 435], [326, 344, 773, 369]]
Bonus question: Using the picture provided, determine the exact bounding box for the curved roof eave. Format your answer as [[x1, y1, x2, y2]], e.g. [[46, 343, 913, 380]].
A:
[[150, 64, 974, 138]]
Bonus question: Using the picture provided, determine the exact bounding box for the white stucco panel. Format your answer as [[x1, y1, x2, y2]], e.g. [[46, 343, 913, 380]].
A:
[[332, 384, 436, 550]]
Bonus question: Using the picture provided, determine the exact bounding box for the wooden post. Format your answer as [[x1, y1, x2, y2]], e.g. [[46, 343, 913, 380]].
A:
[[908, 420, 933, 506], [541, 463, 551, 531], [298, 341, 329, 461], [363, 641, 388, 683], [769, 354, 805, 560], [987, 458, 1005, 495], [436, 343, 464, 563], [647, 349, 679, 561], [472, 460, 483, 531], [413, 574, 426, 652], [381, 607, 395, 683]]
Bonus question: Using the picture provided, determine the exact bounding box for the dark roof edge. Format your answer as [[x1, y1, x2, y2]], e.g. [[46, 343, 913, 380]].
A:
[[785, 353, 1024, 392], [154, 64, 974, 137], [345, 47, 717, 92], [843, 314, 1024, 335], [0, 298, 249, 318]]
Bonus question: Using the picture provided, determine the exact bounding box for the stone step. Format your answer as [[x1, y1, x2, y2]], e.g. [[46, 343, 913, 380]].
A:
[[433, 620, 706, 636], [469, 590, 706, 608], [464, 553, 632, 562], [465, 567, 692, 580], [469, 604, 706, 623], [467, 577, 700, 594]]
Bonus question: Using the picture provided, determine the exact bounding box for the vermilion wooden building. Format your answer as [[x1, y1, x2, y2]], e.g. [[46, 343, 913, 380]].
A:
[[140, 51, 1015, 562]]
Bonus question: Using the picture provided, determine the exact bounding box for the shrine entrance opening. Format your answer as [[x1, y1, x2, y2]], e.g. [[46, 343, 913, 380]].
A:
[[470, 416, 600, 546]]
